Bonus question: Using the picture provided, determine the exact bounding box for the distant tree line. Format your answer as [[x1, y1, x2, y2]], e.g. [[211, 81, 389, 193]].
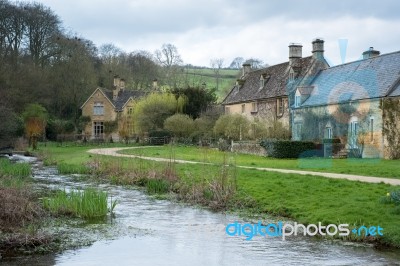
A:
[[0, 0, 223, 146]]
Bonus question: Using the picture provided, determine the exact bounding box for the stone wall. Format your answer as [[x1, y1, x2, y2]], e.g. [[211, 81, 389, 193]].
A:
[[231, 141, 266, 156]]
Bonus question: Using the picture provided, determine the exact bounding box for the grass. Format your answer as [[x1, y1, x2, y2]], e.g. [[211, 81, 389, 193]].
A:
[[43, 188, 117, 219], [179, 67, 239, 99], [119, 146, 400, 179], [0, 158, 31, 178], [37, 142, 400, 247]]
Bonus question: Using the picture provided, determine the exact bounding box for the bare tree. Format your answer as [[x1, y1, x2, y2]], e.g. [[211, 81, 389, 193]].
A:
[[244, 58, 266, 69], [155, 43, 182, 67], [155, 43, 183, 88], [210, 58, 224, 90], [229, 57, 244, 69], [24, 2, 61, 66]]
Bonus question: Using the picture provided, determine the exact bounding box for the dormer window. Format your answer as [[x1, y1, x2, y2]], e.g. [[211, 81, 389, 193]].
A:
[[259, 74, 269, 89], [294, 90, 301, 107], [295, 96, 301, 107], [289, 71, 295, 81]]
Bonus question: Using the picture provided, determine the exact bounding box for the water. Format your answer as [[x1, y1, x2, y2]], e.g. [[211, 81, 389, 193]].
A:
[[2, 155, 400, 265]]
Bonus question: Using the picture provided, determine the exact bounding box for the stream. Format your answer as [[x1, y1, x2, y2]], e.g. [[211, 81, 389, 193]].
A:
[[2, 155, 400, 265]]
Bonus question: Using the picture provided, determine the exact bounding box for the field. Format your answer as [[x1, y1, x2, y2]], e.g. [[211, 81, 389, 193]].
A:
[[179, 67, 239, 100], [37, 143, 400, 247], [119, 146, 400, 179]]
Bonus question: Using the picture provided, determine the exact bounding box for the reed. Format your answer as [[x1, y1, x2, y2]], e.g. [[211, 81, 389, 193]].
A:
[[0, 158, 31, 178], [43, 188, 117, 219]]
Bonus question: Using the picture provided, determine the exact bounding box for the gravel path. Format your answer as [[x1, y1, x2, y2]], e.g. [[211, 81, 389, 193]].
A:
[[87, 147, 400, 186]]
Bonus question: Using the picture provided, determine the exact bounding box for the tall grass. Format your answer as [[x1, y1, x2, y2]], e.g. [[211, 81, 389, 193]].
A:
[[0, 158, 31, 178], [57, 163, 90, 175], [43, 188, 117, 219]]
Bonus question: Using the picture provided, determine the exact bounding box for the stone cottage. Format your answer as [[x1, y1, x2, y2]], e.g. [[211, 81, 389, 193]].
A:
[[291, 48, 400, 158], [222, 39, 329, 136], [80, 76, 145, 141]]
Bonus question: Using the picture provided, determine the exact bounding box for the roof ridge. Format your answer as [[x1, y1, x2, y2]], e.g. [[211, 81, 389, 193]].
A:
[[326, 50, 400, 70]]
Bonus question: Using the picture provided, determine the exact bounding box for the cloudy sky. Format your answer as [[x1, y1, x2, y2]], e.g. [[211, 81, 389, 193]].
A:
[[36, 0, 400, 67]]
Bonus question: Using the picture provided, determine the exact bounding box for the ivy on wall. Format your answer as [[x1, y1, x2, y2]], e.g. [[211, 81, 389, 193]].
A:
[[381, 98, 400, 159]]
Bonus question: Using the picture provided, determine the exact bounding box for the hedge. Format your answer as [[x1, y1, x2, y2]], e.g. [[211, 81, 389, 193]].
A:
[[260, 139, 317, 158]]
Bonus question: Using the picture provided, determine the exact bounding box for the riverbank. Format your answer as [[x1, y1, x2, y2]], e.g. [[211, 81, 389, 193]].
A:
[[36, 142, 400, 249], [0, 155, 121, 259]]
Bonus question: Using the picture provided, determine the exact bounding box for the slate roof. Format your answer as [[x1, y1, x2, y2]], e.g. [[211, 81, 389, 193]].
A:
[[101, 89, 145, 111], [222, 57, 314, 105], [300, 51, 400, 107]]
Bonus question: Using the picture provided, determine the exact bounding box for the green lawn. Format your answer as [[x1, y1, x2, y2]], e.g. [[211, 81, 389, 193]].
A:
[[36, 143, 400, 247], [119, 146, 400, 179]]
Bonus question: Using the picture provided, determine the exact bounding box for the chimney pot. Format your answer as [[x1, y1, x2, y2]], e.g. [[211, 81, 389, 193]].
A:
[[242, 63, 251, 77], [362, 47, 380, 59], [289, 43, 302, 68], [312, 38, 324, 59]]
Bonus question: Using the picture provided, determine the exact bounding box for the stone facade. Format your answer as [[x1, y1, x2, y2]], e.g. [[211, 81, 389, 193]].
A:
[[222, 39, 329, 136], [81, 77, 144, 141], [291, 48, 400, 159]]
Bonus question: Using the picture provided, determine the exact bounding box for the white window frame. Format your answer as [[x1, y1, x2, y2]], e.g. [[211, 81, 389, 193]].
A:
[[325, 127, 332, 139], [349, 119, 359, 148], [370, 116, 374, 141], [93, 121, 104, 138], [93, 102, 104, 116]]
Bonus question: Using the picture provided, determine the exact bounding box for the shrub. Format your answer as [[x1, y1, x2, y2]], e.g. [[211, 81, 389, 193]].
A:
[[214, 114, 250, 140], [260, 139, 316, 158], [164, 114, 195, 137]]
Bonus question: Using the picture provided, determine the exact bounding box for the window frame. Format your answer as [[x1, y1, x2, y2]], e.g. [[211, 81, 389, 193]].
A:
[[93, 102, 104, 116]]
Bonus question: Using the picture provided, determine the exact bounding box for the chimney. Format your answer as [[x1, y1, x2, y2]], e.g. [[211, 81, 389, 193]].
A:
[[362, 47, 380, 59], [152, 79, 158, 90], [312, 38, 324, 59], [242, 63, 251, 76], [289, 43, 302, 67], [120, 78, 125, 88], [113, 75, 121, 100], [113, 75, 120, 87]]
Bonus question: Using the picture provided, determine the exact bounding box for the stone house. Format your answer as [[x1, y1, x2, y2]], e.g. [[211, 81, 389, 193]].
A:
[[291, 48, 400, 158], [222, 39, 329, 137], [80, 76, 145, 141]]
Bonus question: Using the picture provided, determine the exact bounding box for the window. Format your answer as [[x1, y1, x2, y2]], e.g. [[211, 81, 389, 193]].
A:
[[225, 106, 230, 114], [260, 79, 265, 88], [289, 71, 295, 81], [241, 104, 245, 113], [93, 122, 104, 138], [370, 116, 374, 141], [325, 127, 332, 139], [127, 107, 133, 115], [277, 98, 284, 115], [295, 95, 301, 107], [251, 102, 257, 113], [93, 102, 104, 116], [294, 122, 302, 140], [349, 120, 359, 148]]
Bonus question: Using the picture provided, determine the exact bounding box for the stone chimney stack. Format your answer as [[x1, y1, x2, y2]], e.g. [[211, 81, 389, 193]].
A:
[[289, 43, 302, 67], [120, 78, 126, 90], [113, 75, 121, 100], [242, 63, 251, 77], [362, 47, 380, 59], [312, 38, 324, 59]]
